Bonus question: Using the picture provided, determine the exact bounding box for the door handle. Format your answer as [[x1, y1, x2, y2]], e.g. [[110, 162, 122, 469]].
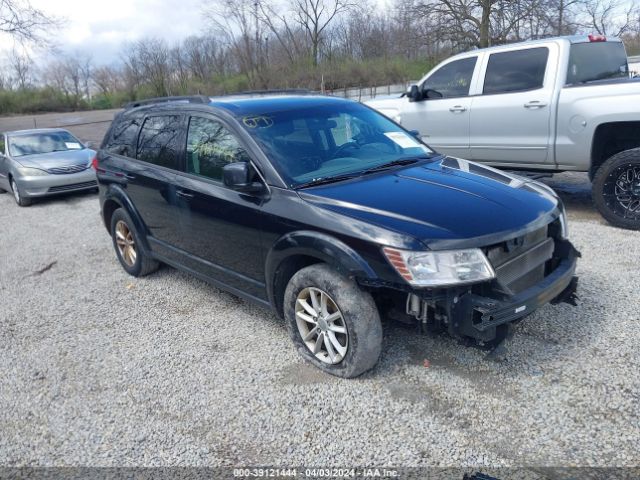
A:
[[124, 174, 136, 180], [449, 105, 467, 113], [524, 101, 547, 109], [176, 189, 195, 199]]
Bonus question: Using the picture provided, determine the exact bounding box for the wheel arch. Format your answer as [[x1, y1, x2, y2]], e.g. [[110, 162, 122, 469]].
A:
[[590, 121, 640, 180], [102, 185, 151, 251], [265, 231, 378, 318]]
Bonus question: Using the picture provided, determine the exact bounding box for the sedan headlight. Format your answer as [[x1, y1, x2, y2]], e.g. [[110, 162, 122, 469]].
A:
[[383, 247, 495, 287], [17, 166, 48, 176]]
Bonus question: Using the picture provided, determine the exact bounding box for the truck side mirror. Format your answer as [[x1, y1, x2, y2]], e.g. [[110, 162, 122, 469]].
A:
[[424, 89, 444, 100], [223, 162, 264, 193], [408, 85, 423, 102]]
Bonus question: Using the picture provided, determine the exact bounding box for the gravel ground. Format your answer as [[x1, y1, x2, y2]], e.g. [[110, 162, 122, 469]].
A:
[[0, 174, 638, 470]]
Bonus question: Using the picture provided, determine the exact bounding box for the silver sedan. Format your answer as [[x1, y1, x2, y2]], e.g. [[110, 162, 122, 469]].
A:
[[0, 128, 97, 206]]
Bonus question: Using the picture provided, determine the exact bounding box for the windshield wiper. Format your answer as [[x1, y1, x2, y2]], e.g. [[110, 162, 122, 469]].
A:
[[361, 156, 433, 174], [295, 173, 360, 189]]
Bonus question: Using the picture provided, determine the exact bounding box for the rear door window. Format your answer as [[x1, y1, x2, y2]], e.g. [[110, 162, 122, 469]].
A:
[[483, 47, 549, 95], [137, 115, 183, 169]]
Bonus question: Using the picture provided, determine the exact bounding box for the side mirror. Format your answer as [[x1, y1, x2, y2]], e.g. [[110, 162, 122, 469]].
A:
[[408, 130, 421, 139], [223, 162, 263, 193], [84, 141, 95, 149], [408, 84, 422, 102], [424, 89, 444, 100]]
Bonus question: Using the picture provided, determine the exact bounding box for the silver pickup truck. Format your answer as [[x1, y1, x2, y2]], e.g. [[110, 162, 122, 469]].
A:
[[367, 35, 640, 229]]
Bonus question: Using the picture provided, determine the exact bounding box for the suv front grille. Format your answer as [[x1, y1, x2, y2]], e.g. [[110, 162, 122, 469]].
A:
[[485, 225, 555, 295], [47, 164, 89, 174]]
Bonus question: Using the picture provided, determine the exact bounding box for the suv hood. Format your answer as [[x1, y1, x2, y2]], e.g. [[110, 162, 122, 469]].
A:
[[298, 157, 561, 249]]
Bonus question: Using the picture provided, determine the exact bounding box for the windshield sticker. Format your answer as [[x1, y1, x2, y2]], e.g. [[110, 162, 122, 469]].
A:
[[384, 132, 422, 149], [242, 116, 274, 129], [65, 142, 82, 149]]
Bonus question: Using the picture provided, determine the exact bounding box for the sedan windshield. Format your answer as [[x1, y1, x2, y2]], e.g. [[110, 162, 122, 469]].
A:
[[239, 101, 435, 187], [8, 131, 84, 157]]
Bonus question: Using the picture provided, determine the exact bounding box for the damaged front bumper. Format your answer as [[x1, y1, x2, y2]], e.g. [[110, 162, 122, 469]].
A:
[[405, 240, 580, 345]]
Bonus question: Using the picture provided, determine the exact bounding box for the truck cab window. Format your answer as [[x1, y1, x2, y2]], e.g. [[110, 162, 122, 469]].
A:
[[422, 56, 477, 98], [483, 47, 549, 95]]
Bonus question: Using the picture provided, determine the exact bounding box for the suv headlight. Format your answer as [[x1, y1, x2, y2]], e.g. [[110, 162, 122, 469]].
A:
[[559, 206, 569, 239], [383, 247, 495, 287], [17, 166, 48, 176]]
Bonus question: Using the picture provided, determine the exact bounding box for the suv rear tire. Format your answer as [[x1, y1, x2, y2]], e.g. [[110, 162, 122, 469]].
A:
[[110, 208, 159, 277], [283, 264, 382, 378], [592, 148, 640, 230]]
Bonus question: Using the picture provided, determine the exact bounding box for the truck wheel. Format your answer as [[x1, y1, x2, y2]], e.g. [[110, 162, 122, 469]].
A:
[[283, 264, 382, 378], [110, 208, 159, 277], [592, 148, 640, 230]]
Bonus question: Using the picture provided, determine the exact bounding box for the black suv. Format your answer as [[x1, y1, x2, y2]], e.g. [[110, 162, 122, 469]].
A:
[[96, 93, 579, 378]]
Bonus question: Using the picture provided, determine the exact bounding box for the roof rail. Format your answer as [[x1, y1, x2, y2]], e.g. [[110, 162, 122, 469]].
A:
[[233, 88, 313, 96], [124, 95, 210, 109]]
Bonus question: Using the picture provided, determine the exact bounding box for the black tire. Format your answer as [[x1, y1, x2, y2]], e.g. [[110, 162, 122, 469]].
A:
[[110, 208, 159, 277], [10, 178, 32, 207], [283, 263, 383, 378], [592, 148, 640, 230]]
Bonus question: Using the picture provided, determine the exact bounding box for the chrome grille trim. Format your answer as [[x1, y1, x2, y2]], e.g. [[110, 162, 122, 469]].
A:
[[47, 164, 89, 174]]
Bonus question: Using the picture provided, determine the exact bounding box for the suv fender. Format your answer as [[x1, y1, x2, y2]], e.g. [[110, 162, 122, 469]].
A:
[[101, 184, 152, 253], [265, 231, 378, 316]]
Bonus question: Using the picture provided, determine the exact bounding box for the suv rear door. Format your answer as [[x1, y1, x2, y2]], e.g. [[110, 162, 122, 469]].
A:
[[168, 113, 268, 300], [469, 43, 558, 165], [124, 113, 187, 257]]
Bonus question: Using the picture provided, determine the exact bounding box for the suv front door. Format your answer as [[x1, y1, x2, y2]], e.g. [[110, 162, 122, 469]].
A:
[[400, 56, 478, 159], [169, 114, 268, 300]]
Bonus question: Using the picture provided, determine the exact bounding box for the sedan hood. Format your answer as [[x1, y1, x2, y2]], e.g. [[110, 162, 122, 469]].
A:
[[13, 149, 95, 170], [298, 156, 561, 249]]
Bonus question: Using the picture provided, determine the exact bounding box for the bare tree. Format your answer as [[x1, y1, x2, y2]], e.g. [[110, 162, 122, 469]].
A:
[[0, 0, 57, 45], [8, 48, 33, 89], [290, 0, 354, 65], [580, 0, 638, 36]]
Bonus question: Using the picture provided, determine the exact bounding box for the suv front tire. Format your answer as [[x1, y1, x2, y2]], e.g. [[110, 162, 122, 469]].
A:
[[284, 263, 383, 378]]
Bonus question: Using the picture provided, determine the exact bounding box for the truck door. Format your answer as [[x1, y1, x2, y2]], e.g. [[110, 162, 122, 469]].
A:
[[400, 56, 478, 159], [469, 44, 557, 165]]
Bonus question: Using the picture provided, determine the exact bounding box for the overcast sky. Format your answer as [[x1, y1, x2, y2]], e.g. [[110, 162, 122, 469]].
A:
[[0, 0, 632, 65], [4, 0, 210, 64]]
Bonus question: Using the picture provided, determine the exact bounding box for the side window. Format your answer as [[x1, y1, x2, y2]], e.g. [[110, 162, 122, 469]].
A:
[[423, 57, 477, 98], [137, 115, 183, 169], [104, 116, 141, 158], [483, 47, 549, 95], [0, 135, 5, 156], [186, 116, 250, 181]]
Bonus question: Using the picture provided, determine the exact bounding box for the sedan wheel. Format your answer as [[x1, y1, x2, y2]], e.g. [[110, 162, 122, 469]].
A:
[[295, 287, 348, 364], [10, 179, 31, 207]]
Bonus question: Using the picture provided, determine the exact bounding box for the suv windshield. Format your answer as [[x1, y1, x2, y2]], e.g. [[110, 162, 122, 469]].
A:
[[239, 102, 434, 187], [567, 41, 629, 84], [8, 131, 84, 157]]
